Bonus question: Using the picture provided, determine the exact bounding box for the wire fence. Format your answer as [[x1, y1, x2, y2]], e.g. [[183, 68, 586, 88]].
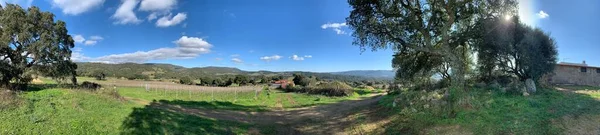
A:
[[97, 81, 266, 102]]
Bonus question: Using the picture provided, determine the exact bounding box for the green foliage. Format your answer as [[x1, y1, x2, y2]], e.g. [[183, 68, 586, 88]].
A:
[[179, 76, 194, 85], [474, 16, 558, 81], [0, 4, 77, 90], [285, 81, 355, 96]]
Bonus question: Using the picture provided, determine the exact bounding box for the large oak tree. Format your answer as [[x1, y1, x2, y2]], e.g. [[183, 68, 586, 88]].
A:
[[0, 4, 77, 90], [346, 0, 517, 89]]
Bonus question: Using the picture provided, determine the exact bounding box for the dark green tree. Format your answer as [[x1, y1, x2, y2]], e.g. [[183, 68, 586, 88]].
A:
[[347, 0, 517, 89], [474, 16, 557, 81], [179, 76, 194, 85], [0, 4, 77, 90]]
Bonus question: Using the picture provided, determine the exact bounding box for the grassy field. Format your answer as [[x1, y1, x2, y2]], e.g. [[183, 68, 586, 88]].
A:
[[0, 79, 382, 134], [117, 86, 381, 111], [373, 86, 600, 134]]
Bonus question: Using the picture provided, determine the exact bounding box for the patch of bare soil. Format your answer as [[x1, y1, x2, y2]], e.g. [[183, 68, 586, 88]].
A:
[[154, 94, 384, 135], [554, 114, 600, 135]]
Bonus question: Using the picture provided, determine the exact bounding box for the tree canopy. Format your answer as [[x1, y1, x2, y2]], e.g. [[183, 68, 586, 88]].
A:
[[347, 0, 518, 88], [0, 4, 77, 90]]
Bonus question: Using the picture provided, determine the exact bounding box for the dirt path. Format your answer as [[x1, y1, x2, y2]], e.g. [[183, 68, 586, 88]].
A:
[[154, 94, 384, 134]]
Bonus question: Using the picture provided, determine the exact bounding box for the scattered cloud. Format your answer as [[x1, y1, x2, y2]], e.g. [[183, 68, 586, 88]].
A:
[[72, 35, 103, 46], [321, 22, 348, 35], [0, 0, 34, 7], [291, 55, 304, 61], [82, 36, 212, 63], [537, 10, 549, 18], [84, 40, 97, 45], [230, 54, 240, 57], [112, 0, 142, 24], [260, 55, 282, 62], [73, 35, 85, 43], [139, 0, 176, 11], [289, 55, 312, 61], [231, 58, 243, 64], [51, 0, 105, 15], [182, 23, 187, 28], [70, 47, 90, 62], [215, 58, 223, 61], [89, 36, 104, 40], [156, 13, 187, 27]]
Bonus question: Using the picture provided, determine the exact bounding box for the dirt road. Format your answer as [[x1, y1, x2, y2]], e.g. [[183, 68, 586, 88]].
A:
[[155, 94, 385, 135]]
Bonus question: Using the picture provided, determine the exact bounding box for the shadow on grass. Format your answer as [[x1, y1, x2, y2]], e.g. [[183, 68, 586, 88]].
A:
[[26, 84, 60, 91], [373, 87, 600, 135], [120, 100, 254, 135], [157, 99, 269, 112]]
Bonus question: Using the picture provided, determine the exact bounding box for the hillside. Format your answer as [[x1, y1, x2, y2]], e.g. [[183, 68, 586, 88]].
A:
[[75, 62, 391, 82], [330, 70, 395, 79]]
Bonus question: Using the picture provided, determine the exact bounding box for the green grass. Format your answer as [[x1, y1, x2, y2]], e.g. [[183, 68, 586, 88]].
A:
[[0, 88, 253, 134], [378, 87, 600, 134], [117, 87, 375, 111]]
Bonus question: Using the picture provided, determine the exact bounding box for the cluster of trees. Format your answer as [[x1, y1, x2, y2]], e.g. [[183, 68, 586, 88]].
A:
[[0, 4, 78, 90], [347, 0, 557, 91], [178, 74, 278, 87]]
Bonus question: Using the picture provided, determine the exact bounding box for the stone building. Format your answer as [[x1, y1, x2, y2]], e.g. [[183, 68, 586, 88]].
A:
[[549, 61, 600, 86]]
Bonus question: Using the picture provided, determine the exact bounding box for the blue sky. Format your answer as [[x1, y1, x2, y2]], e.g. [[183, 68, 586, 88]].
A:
[[1, 0, 598, 72]]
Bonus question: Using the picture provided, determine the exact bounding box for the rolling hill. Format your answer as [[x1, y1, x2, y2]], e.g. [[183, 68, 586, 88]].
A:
[[75, 62, 392, 82]]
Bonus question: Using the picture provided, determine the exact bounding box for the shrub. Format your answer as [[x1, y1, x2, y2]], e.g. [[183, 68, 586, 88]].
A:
[[179, 77, 194, 85], [284, 81, 354, 96], [80, 81, 102, 90]]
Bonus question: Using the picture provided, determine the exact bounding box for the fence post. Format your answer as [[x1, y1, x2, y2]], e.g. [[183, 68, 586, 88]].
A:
[[211, 88, 214, 101], [189, 89, 191, 100], [234, 89, 237, 102], [255, 88, 258, 100]]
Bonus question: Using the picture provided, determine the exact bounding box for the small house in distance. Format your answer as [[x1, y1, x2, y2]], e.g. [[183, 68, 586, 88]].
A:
[[270, 80, 290, 89], [549, 61, 600, 86]]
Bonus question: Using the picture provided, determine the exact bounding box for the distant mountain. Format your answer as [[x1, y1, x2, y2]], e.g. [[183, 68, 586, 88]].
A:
[[75, 62, 392, 82], [330, 70, 395, 79]]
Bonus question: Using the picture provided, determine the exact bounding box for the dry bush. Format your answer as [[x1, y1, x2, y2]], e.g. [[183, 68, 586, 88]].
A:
[[0, 90, 22, 110], [360, 86, 376, 91]]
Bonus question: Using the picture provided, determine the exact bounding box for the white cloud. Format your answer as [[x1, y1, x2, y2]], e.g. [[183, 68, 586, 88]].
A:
[[80, 36, 211, 63], [139, 0, 176, 11], [321, 22, 348, 35], [73, 35, 85, 43], [230, 54, 240, 57], [304, 55, 312, 58], [112, 0, 142, 24], [231, 58, 243, 64], [172, 36, 212, 56], [51, 0, 104, 15], [537, 10, 549, 19], [260, 55, 282, 62], [89, 36, 104, 40], [0, 0, 34, 7], [291, 55, 304, 61], [71, 47, 90, 62], [84, 40, 97, 46], [156, 13, 187, 27]]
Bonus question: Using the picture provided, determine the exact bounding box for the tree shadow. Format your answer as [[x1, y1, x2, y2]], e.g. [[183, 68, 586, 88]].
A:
[[25, 84, 60, 91], [120, 100, 253, 135], [157, 99, 269, 112]]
